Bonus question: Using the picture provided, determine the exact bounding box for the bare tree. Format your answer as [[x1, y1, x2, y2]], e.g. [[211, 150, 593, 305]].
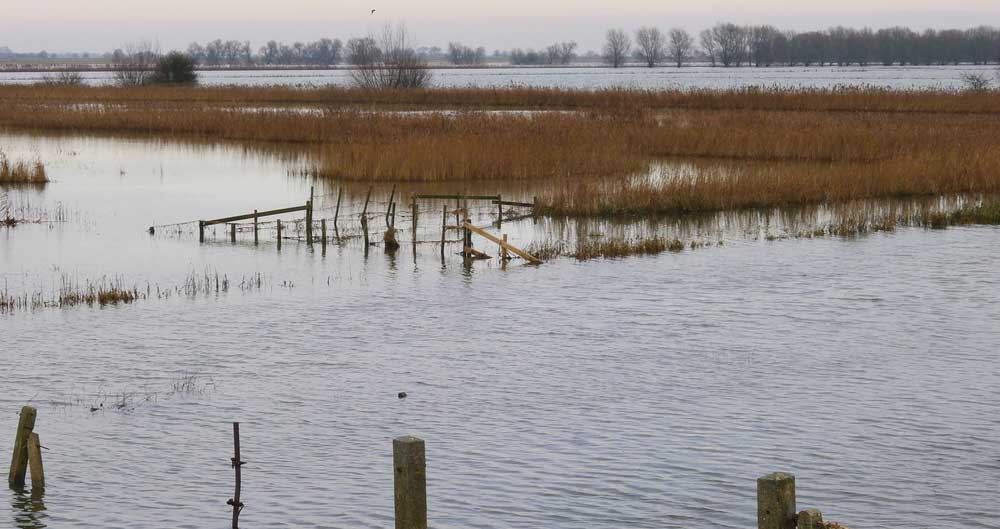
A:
[[603, 29, 631, 68], [699, 29, 718, 66], [667, 28, 694, 67], [634, 27, 666, 67], [350, 24, 432, 89], [112, 41, 158, 86]]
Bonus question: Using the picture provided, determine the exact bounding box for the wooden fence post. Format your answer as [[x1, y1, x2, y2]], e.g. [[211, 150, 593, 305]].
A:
[[497, 194, 503, 228], [321, 219, 328, 245], [198, 221, 205, 243], [228, 422, 245, 529], [393, 436, 427, 529], [8, 405, 37, 487], [253, 210, 258, 245], [411, 197, 418, 253], [440, 205, 447, 258], [333, 187, 342, 236], [276, 219, 282, 250], [305, 200, 313, 245], [230, 223, 236, 243], [797, 509, 823, 529], [757, 472, 796, 529], [27, 433, 43, 490]]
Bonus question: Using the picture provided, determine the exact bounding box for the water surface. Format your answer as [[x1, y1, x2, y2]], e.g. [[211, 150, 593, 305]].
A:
[[1, 131, 998, 529]]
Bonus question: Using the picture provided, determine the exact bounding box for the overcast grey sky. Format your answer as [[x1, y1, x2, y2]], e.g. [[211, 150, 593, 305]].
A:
[[4, 0, 1000, 52]]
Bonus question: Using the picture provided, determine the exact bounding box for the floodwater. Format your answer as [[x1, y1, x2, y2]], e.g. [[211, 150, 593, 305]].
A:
[[2, 131, 1000, 529], [0, 64, 996, 90]]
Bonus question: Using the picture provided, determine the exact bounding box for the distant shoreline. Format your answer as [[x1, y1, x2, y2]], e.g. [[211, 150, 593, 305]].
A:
[[1, 62, 997, 74]]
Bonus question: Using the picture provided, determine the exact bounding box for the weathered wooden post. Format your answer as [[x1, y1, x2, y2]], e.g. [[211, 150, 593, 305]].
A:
[[393, 436, 427, 529], [757, 472, 796, 529], [198, 221, 205, 243], [230, 223, 237, 243], [411, 197, 418, 253], [321, 219, 328, 245], [797, 509, 823, 529], [305, 201, 313, 245], [532, 196, 539, 224], [228, 422, 245, 529], [276, 219, 282, 250], [361, 187, 372, 247], [333, 187, 342, 236], [8, 405, 36, 488], [501, 234, 510, 260], [386, 185, 396, 228], [27, 433, 43, 490], [440, 205, 447, 258], [253, 210, 259, 245], [497, 195, 503, 228]]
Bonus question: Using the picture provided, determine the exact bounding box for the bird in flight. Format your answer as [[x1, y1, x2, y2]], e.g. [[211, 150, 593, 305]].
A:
[[371, 9, 376, 14]]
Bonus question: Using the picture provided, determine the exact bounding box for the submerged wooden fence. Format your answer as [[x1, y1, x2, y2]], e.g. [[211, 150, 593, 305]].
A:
[[9, 410, 840, 529], [161, 189, 544, 264]]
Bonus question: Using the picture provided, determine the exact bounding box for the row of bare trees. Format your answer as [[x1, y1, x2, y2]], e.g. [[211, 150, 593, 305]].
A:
[[603, 24, 1000, 67], [186, 39, 343, 66], [603, 28, 695, 67]]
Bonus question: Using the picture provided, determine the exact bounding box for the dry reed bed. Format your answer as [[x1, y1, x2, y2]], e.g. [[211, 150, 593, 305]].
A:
[[7, 84, 1000, 114], [3, 87, 1000, 215]]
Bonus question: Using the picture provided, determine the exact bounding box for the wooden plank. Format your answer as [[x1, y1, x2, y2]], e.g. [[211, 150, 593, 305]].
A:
[[204, 205, 307, 227], [463, 222, 542, 264], [415, 194, 500, 201], [491, 200, 535, 208]]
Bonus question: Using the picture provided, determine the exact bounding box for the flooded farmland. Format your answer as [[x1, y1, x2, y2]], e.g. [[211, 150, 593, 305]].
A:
[[2, 129, 999, 528]]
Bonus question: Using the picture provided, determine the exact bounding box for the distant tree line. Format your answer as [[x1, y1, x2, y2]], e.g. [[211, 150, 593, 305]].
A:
[[185, 38, 344, 66], [601, 23, 1000, 67], [505, 42, 578, 65]]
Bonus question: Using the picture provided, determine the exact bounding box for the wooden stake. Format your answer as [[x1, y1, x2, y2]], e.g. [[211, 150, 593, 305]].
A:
[[497, 194, 503, 228], [198, 221, 205, 243], [411, 197, 418, 253], [393, 436, 427, 529], [230, 223, 236, 243], [321, 219, 328, 245], [27, 433, 43, 490], [253, 210, 258, 245], [440, 205, 447, 258], [228, 422, 245, 529], [305, 200, 313, 245], [8, 405, 36, 487], [276, 219, 282, 250], [757, 472, 796, 529], [386, 185, 396, 228], [333, 187, 343, 235]]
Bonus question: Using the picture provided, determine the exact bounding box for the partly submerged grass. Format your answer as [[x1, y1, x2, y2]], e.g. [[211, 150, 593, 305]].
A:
[[0, 153, 47, 185], [529, 236, 686, 261]]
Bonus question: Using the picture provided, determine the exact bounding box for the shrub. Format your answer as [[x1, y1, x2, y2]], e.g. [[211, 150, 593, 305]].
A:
[[150, 52, 198, 85]]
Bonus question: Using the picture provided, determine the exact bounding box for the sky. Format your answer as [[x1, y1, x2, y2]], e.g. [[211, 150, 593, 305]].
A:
[[3, 0, 1000, 53]]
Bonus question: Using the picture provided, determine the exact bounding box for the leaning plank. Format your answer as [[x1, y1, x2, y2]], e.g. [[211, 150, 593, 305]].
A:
[[462, 222, 542, 264], [204, 205, 308, 226]]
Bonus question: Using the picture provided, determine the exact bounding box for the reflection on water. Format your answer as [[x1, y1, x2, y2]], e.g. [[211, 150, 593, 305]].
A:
[[9, 486, 47, 529]]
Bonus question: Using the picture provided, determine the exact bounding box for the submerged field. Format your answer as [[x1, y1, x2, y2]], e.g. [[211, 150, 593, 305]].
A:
[[3, 85, 1000, 219], [2, 84, 1000, 528]]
